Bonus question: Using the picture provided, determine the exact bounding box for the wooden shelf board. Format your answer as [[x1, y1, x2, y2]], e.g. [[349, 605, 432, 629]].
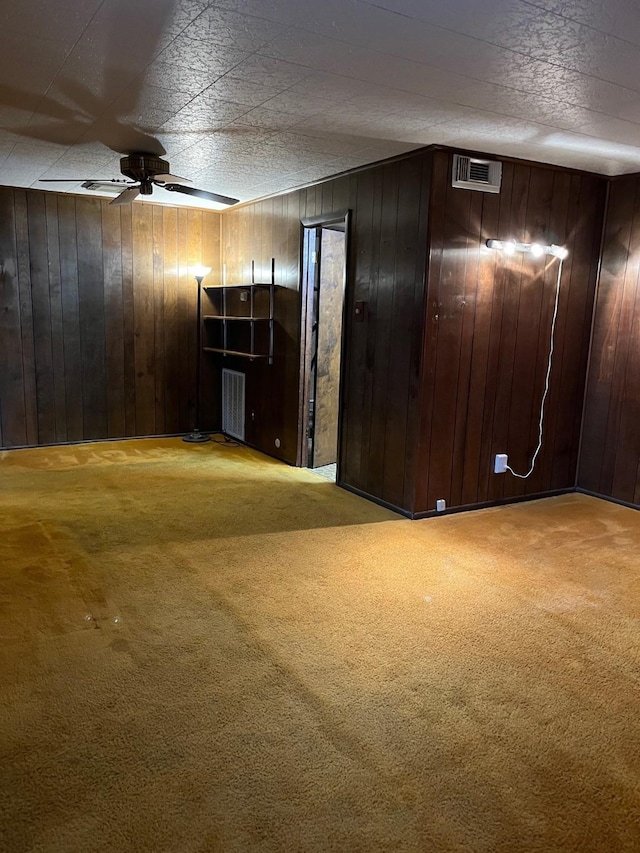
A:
[[203, 347, 270, 359], [203, 315, 270, 322], [204, 283, 274, 290]]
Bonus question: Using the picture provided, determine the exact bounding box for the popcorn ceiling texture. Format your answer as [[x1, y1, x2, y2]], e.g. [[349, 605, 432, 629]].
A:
[[0, 438, 639, 852], [5, 0, 640, 204]]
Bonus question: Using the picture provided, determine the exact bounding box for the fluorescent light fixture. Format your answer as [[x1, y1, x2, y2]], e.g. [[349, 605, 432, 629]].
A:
[[486, 239, 568, 259]]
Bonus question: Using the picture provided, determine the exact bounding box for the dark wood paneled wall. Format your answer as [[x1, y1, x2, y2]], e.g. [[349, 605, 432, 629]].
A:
[[414, 150, 605, 514], [220, 152, 432, 507], [0, 151, 611, 518], [0, 187, 220, 449], [220, 190, 306, 465], [579, 177, 640, 506], [220, 148, 606, 514]]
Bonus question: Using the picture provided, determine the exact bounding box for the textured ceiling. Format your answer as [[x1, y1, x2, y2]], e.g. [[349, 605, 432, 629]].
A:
[[2, 0, 640, 208]]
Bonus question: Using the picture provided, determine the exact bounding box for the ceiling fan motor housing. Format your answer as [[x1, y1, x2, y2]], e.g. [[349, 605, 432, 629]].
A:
[[119, 154, 170, 182]]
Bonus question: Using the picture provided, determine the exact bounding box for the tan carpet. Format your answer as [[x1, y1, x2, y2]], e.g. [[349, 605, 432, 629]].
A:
[[0, 438, 639, 852]]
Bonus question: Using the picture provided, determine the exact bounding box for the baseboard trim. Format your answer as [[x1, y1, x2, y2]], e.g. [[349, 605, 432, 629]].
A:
[[0, 433, 189, 452], [337, 483, 580, 519], [575, 487, 639, 511], [411, 488, 575, 519]]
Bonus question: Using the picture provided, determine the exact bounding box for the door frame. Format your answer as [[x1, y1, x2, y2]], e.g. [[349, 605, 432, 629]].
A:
[[296, 209, 351, 470]]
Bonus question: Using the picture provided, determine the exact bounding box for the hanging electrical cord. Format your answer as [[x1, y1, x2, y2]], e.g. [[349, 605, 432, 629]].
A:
[[507, 258, 564, 479]]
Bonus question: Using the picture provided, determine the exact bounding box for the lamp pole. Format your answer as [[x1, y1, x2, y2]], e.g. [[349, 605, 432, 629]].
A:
[[183, 266, 212, 443]]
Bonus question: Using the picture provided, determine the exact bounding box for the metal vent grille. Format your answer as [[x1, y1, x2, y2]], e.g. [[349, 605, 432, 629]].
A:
[[222, 368, 245, 441], [452, 154, 502, 193], [469, 161, 491, 182]]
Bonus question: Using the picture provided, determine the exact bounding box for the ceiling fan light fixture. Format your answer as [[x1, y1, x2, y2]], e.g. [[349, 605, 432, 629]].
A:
[[41, 153, 237, 208], [81, 180, 134, 193], [119, 154, 170, 182]]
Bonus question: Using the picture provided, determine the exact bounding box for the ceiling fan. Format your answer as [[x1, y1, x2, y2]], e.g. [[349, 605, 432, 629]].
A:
[[39, 154, 239, 206]]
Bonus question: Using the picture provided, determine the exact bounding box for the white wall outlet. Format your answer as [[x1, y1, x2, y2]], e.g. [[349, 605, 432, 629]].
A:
[[494, 453, 508, 474], [436, 499, 446, 512]]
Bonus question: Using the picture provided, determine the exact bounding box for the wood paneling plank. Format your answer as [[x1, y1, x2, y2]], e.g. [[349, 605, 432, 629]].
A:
[[402, 155, 431, 513], [526, 170, 572, 496], [505, 167, 554, 498], [449, 189, 483, 508], [460, 189, 500, 506], [27, 192, 57, 444], [57, 196, 84, 442], [14, 191, 38, 446], [382, 155, 423, 508], [186, 210, 203, 430], [0, 188, 27, 446], [579, 175, 640, 504], [340, 174, 374, 488], [425, 166, 474, 510], [102, 200, 126, 439], [486, 165, 532, 502], [413, 151, 450, 511], [44, 194, 68, 443], [131, 204, 155, 436], [153, 205, 166, 436], [120, 203, 137, 437], [475, 161, 515, 504], [598, 180, 640, 498], [162, 206, 181, 433], [358, 169, 384, 494], [76, 197, 108, 440], [367, 163, 399, 500]]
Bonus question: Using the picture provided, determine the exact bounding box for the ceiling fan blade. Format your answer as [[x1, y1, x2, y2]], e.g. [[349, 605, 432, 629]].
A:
[[162, 184, 239, 206], [39, 178, 135, 184], [154, 172, 192, 184], [110, 186, 141, 206]]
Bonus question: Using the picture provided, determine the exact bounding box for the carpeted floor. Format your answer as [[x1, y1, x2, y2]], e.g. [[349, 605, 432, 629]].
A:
[[1, 438, 639, 853]]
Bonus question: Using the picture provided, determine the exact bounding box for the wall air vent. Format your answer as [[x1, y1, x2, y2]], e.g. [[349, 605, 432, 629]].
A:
[[452, 154, 502, 193], [222, 368, 245, 441]]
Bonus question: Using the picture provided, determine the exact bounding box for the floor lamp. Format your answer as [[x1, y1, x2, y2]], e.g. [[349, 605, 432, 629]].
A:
[[183, 265, 212, 443]]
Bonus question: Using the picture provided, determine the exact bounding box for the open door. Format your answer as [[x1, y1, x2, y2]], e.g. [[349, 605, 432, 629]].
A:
[[299, 215, 348, 476]]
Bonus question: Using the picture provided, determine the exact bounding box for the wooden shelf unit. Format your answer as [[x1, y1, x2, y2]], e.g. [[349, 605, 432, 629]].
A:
[[202, 259, 275, 363]]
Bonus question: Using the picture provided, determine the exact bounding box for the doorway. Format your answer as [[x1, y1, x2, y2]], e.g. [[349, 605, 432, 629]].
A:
[[299, 213, 348, 480]]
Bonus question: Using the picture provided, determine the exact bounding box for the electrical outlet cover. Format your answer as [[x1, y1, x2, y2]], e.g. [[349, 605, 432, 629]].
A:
[[494, 453, 508, 474]]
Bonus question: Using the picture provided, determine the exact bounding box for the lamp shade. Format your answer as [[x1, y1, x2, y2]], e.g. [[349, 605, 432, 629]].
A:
[[191, 265, 211, 280]]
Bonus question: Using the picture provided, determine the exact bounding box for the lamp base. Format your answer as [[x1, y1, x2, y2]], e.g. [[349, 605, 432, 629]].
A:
[[182, 430, 211, 444]]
